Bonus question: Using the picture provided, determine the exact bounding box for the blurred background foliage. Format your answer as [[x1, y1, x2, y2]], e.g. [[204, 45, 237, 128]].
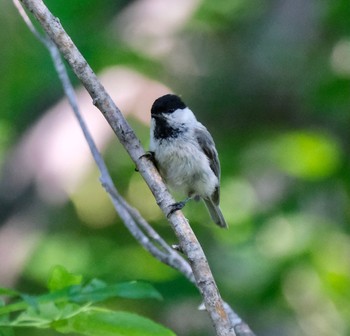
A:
[[1, 0, 350, 335]]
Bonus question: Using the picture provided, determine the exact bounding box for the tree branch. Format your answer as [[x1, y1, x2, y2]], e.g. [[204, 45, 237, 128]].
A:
[[17, 1, 255, 335]]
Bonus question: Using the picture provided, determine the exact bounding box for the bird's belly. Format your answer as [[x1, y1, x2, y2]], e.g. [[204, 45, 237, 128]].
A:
[[156, 143, 217, 198]]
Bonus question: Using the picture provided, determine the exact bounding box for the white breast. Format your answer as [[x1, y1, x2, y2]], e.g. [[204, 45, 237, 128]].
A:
[[151, 130, 218, 199]]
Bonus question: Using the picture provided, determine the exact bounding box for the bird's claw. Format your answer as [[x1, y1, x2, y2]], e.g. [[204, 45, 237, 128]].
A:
[[136, 151, 156, 171], [167, 201, 186, 218], [141, 151, 155, 161]]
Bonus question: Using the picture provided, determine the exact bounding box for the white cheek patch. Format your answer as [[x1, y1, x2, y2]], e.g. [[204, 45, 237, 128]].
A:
[[172, 108, 197, 124]]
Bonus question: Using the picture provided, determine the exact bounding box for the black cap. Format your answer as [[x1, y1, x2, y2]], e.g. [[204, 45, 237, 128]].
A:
[[151, 94, 186, 115]]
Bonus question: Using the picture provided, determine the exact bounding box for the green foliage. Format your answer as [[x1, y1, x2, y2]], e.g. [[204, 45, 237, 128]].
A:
[[0, 266, 173, 336], [55, 310, 174, 336]]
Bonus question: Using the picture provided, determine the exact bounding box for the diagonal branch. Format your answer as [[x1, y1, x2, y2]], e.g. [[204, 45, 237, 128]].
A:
[[17, 1, 255, 335]]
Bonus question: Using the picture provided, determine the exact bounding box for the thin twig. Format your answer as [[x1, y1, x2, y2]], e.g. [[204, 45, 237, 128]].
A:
[[16, 1, 256, 335]]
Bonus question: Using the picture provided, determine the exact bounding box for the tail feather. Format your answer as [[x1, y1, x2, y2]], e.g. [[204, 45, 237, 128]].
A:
[[203, 198, 228, 228]]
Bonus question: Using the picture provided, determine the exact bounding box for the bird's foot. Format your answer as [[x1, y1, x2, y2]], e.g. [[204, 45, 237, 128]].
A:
[[136, 151, 156, 171], [141, 151, 155, 161], [167, 198, 191, 218]]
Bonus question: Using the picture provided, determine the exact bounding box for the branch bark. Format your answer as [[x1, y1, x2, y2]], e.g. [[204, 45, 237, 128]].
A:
[[18, 1, 255, 335]]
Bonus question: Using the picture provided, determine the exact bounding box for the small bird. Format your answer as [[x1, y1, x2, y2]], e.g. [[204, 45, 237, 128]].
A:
[[149, 94, 227, 228]]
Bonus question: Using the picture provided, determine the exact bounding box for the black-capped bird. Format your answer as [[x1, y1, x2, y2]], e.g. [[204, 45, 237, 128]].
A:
[[149, 94, 227, 228]]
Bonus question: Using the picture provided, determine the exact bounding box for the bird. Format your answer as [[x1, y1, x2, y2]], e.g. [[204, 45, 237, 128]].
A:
[[149, 94, 227, 228]]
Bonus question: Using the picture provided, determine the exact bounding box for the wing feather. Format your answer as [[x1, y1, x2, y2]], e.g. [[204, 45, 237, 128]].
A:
[[194, 126, 221, 204]]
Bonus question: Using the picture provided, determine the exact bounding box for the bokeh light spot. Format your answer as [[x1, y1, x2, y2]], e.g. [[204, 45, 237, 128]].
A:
[[221, 177, 257, 225], [271, 131, 341, 179], [331, 39, 350, 77]]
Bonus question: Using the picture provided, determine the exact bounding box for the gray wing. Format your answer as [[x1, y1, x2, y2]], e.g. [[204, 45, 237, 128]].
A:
[[194, 125, 221, 204]]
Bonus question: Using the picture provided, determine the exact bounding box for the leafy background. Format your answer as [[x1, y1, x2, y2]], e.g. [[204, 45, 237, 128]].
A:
[[1, 0, 350, 335]]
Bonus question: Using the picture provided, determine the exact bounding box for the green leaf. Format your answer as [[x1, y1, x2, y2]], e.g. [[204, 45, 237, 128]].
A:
[[55, 308, 175, 336], [48, 266, 83, 292], [0, 300, 27, 317], [0, 301, 14, 335], [11, 302, 89, 328], [0, 289, 19, 298], [72, 280, 162, 303], [0, 279, 161, 317], [14, 302, 60, 327]]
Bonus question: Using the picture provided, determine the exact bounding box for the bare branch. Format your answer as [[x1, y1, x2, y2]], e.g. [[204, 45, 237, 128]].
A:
[[17, 1, 256, 335]]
